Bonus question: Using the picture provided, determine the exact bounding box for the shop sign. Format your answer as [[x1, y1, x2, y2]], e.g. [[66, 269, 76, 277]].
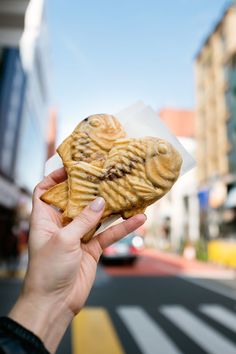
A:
[[198, 188, 209, 210]]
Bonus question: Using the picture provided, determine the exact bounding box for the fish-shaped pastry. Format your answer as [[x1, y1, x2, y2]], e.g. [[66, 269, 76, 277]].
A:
[[61, 137, 182, 242], [41, 114, 126, 211]]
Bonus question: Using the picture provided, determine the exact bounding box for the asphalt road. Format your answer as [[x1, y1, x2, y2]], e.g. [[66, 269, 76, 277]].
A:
[[0, 267, 236, 354]]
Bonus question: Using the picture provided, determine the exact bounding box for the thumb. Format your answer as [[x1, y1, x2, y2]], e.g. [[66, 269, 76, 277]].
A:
[[62, 197, 105, 242]]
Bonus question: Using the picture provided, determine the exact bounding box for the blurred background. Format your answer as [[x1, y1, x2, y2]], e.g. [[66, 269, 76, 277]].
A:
[[0, 1, 236, 354]]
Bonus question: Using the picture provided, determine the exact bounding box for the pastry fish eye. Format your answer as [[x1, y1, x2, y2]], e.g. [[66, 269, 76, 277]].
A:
[[89, 118, 101, 127], [157, 143, 168, 155]]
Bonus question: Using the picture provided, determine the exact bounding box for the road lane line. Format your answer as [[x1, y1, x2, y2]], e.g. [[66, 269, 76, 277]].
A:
[[117, 306, 182, 354], [199, 304, 236, 332], [160, 305, 236, 354], [72, 307, 124, 354], [0, 269, 25, 279]]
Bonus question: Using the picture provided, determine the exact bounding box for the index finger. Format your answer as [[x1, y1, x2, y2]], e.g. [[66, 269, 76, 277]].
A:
[[34, 167, 67, 199], [95, 214, 146, 250]]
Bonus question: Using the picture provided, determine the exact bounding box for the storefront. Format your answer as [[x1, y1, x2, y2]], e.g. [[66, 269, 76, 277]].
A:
[[207, 179, 236, 268], [0, 176, 20, 262], [0, 47, 27, 264]]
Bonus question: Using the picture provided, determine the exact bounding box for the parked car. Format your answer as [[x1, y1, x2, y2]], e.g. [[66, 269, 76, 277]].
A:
[[100, 233, 144, 265]]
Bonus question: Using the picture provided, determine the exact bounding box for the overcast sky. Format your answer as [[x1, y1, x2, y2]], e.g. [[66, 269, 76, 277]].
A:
[[46, 0, 230, 142]]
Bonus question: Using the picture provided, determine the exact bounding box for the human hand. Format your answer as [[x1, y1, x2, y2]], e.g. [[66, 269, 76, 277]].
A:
[[9, 168, 146, 353]]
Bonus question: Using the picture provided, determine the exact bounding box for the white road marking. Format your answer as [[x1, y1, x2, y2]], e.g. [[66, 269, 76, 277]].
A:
[[117, 306, 183, 354], [199, 304, 236, 332], [160, 305, 236, 354]]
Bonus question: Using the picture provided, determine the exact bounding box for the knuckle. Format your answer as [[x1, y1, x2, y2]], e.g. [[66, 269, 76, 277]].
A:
[[96, 240, 103, 257], [109, 225, 116, 238], [123, 221, 130, 235], [77, 211, 94, 227]]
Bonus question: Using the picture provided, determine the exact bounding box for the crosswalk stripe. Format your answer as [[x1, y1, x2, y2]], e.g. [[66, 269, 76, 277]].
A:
[[117, 306, 183, 354], [199, 304, 236, 332], [72, 307, 124, 354], [160, 305, 236, 354]]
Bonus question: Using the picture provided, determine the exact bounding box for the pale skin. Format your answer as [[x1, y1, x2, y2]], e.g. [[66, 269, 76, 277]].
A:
[[9, 167, 146, 353]]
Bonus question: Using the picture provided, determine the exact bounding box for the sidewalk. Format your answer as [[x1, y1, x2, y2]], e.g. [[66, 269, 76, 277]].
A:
[[141, 249, 236, 279], [0, 250, 28, 279], [1, 248, 236, 280]]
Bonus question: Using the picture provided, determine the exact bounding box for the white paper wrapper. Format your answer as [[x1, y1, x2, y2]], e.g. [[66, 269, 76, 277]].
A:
[[45, 102, 195, 234], [116, 101, 195, 175]]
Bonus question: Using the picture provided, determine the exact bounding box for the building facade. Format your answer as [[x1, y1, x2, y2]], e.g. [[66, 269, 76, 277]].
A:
[[0, 0, 50, 264], [0, 1, 30, 262], [195, 3, 236, 266], [145, 109, 199, 252], [195, 4, 236, 184], [15, 0, 51, 192]]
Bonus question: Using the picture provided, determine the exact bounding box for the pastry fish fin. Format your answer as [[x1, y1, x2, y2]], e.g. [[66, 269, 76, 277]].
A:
[[57, 135, 73, 162], [126, 175, 159, 200], [62, 162, 105, 222], [105, 138, 133, 165], [104, 138, 145, 177], [112, 138, 134, 149], [41, 181, 68, 211]]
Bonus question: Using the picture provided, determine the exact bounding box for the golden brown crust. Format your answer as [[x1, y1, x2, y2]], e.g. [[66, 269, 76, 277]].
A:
[[57, 114, 126, 164], [41, 116, 182, 243], [63, 137, 182, 242], [40, 181, 68, 211], [41, 114, 126, 218]]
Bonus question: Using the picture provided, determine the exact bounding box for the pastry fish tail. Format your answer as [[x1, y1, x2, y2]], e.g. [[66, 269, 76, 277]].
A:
[[62, 162, 105, 222], [41, 181, 68, 211], [62, 162, 107, 243]]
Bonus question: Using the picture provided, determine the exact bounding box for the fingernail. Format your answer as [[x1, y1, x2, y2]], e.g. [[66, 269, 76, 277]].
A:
[[89, 197, 105, 212]]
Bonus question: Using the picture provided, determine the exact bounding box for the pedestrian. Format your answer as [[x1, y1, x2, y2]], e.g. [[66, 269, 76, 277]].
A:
[[0, 168, 146, 354]]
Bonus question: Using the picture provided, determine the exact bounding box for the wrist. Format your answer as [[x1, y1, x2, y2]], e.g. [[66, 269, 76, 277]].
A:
[[8, 292, 74, 353]]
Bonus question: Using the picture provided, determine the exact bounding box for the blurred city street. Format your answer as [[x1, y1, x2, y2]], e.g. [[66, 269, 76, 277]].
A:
[[1, 0, 236, 353], [1, 249, 236, 354]]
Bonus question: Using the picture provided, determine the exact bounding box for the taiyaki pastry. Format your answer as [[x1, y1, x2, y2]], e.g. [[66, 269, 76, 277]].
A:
[[41, 127, 183, 242], [41, 114, 126, 211]]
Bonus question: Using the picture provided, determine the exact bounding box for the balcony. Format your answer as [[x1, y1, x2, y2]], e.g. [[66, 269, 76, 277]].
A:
[[0, 1, 30, 46]]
